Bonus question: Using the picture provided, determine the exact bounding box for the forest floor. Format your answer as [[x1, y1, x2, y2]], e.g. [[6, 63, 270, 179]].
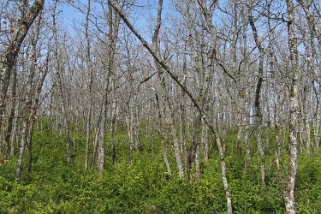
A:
[[0, 126, 321, 213]]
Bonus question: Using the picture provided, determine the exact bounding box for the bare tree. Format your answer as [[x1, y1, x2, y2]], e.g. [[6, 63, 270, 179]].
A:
[[16, 11, 50, 179], [248, 0, 266, 186], [285, 0, 300, 212], [152, 0, 184, 178], [97, 1, 120, 173], [52, 1, 73, 163], [0, 0, 45, 159], [84, 0, 93, 170], [108, 0, 233, 213]]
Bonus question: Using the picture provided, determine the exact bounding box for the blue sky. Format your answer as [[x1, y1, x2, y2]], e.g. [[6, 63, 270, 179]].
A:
[[59, 0, 231, 42], [61, 0, 86, 33], [60, 0, 176, 38]]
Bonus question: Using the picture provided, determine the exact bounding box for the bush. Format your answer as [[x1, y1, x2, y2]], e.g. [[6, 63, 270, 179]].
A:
[[1, 129, 321, 213]]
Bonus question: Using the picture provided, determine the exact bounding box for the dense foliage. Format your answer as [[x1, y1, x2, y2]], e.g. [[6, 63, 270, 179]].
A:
[[1, 125, 320, 213]]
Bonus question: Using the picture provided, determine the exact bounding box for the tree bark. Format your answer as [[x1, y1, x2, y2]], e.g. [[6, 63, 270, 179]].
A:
[[110, 91, 117, 164], [285, 0, 300, 212], [248, 1, 266, 185], [84, 0, 93, 170], [155, 93, 172, 175], [4, 65, 17, 160], [187, 113, 202, 179], [202, 120, 209, 161]]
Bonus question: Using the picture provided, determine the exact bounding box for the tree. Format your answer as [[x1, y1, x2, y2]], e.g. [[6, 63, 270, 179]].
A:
[[152, 0, 184, 178], [108, 0, 233, 212], [248, 0, 266, 186], [84, 0, 93, 170], [285, 0, 300, 212], [0, 0, 45, 160], [52, 0, 73, 163], [97, 1, 121, 173]]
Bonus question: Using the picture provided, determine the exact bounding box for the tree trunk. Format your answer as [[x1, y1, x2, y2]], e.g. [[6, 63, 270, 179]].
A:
[[52, 1, 72, 163], [202, 120, 209, 161], [84, 0, 93, 170], [249, 0, 266, 185], [110, 99, 117, 164], [285, 0, 300, 212], [195, 146, 200, 180], [97, 2, 120, 173], [152, 0, 184, 177], [180, 98, 189, 170], [4, 66, 17, 160], [187, 113, 202, 179], [15, 120, 29, 180], [10, 102, 19, 156]]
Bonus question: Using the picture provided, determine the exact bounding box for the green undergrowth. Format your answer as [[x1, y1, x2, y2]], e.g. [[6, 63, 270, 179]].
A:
[[0, 126, 321, 213]]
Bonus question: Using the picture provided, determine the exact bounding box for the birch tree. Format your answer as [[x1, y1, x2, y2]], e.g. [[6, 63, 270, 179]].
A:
[[285, 0, 300, 212]]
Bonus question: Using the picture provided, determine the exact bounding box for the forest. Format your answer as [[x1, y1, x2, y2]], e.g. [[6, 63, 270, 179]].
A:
[[0, 0, 321, 213]]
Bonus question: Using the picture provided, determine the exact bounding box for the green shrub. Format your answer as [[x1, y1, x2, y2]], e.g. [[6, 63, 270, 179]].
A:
[[1, 128, 320, 213]]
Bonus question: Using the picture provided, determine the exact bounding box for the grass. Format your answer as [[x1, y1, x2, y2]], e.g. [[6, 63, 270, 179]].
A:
[[0, 125, 320, 213]]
